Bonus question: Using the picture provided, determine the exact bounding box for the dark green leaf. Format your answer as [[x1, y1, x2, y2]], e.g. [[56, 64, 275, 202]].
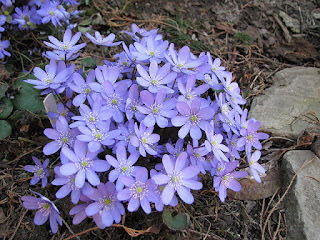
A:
[[0, 96, 13, 119], [12, 74, 44, 113], [0, 120, 12, 139], [162, 209, 188, 231], [0, 83, 9, 99]]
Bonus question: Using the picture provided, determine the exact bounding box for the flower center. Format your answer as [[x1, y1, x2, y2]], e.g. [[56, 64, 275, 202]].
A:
[[222, 175, 229, 181], [122, 166, 128, 172], [150, 51, 155, 57], [130, 181, 148, 200], [104, 198, 111, 205], [62, 44, 68, 50], [172, 176, 179, 183], [190, 115, 197, 122], [112, 99, 117, 105], [136, 187, 143, 193], [177, 63, 183, 68], [151, 79, 157, 86]]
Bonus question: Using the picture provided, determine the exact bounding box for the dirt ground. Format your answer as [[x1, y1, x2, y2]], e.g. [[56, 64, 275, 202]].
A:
[[1, 0, 320, 239]]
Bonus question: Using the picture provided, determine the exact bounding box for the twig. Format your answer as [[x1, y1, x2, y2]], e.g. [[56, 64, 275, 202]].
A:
[[261, 157, 316, 239], [63, 226, 99, 240], [9, 209, 28, 240], [4, 146, 42, 165], [272, 212, 282, 240], [60, 217, 80, 240], [188, 229, 227, 240], [305, 175, 320, 183], [274, 14, 292, 43]]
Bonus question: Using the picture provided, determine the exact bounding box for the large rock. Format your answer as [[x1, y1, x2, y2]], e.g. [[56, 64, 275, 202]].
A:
[[281, 150, 320, 240], [249, 67, 320, 138]]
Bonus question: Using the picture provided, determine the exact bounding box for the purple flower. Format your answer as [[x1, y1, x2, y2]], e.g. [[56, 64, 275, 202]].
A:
[[70, 97, 113, 129], [138, 88, 177, 128], [132, 35, 168, 63], [11, 6, 40, 30], [171, 98, 215, 140], [85, 182, 125, 227], [150, 169, 178, 211], [237, 119, 269, 155], [77, 120, 119, 152], [117, 167, 157, 214], [165, 138, 185, 158], [125, 84, 145, 121], [1, 0, 14, 8], [225, 132, 243, 161], [37, 0, 65, 27], [165, 43, 205, 74], [100, 79, 128, 123], [136, 60, 177, 94], [207, 53, 225, 78], [213, 160, 247, 202], [106, 145, 140, 191], [44, 29, 86, 53], [43, 116, 78, 155], [59, 140, 110, 188], [204, 121, 229, 162], [0, 15, 6, 32], [152, 152, 203, 205], [123, 23, 158, 42], [130, 122, 160, 157], [24, 156, 49, 188], [21, 190, 62, 233], [68, 70, 95, 107], [0, 35, 10, 59], [24, 60, 75, 94], [85, 31, 121, 47], [115, 119, 137, 153], [47, 100, 73, 123], [187, 143, 211, 174], [62, 0, 79, 6], [51, 166, 94, 204], [248, 150, 265, 183], [177, 74, 210, 105]]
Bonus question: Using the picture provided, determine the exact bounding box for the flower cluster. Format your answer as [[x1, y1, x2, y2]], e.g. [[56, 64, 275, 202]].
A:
[[22, 23, 269, 233], [0, 0, 80, 62]]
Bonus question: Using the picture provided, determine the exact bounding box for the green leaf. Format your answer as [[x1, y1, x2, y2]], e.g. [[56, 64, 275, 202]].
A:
[[78, 17, 92, 26], [0, 96, 13, 119], [78, 26, 89, 34], [233, 32, 255, 45], [9, 110, 25, 121], [162, 209, 188, 231], [81, 57, 96, 68], [12, 74, 44, 113], [85, 0, 90, 5], [0, 120, 12, 139], [0, 83, 9, 99]]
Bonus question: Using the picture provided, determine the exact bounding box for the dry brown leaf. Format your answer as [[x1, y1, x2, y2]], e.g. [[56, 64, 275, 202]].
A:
[[228, 167, 282, 200]]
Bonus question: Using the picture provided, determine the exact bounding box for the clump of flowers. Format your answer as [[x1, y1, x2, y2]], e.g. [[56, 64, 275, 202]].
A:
[[21, 23, 269, 234]]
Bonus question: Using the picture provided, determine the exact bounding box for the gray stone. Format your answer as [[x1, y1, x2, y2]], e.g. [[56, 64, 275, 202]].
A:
[[249, 67, 320, 138], [282, 150, 320, 240]]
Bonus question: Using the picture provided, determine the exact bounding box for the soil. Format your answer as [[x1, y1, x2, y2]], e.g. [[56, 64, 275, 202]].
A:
[[1, 0, 320, 239]]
